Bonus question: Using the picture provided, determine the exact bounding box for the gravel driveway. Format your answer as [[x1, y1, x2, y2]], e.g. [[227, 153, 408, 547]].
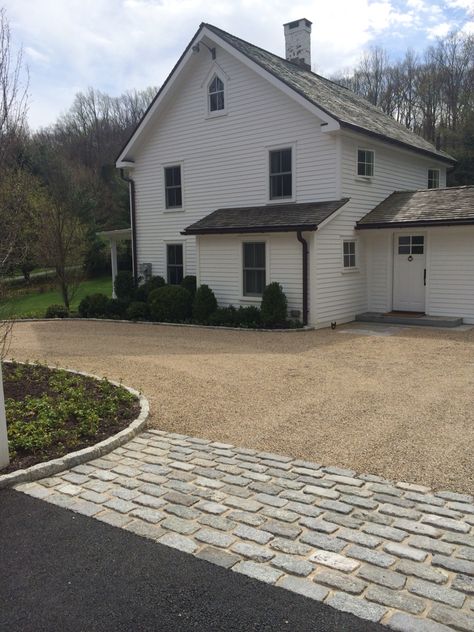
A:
[[7, 320, 474, 493]]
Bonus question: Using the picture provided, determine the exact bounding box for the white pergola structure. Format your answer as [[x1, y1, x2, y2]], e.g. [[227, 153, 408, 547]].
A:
[[97, 228, 132, 298], [0, 363, 9, 468]]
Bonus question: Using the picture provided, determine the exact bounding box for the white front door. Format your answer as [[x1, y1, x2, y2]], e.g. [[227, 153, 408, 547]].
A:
[[393, 234, 426, 312]]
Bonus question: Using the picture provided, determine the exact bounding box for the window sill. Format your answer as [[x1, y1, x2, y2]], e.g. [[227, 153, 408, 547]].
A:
[[354, 176, 373, 183], [267, 197, 295, 204], [164, 208, 185, 213], [341, 267, 360, 274], [240, 296, 262, 303], [205, 110, 228, 120]]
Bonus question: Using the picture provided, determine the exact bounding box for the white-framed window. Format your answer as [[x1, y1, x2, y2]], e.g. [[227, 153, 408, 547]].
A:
[[428, 169, 440, 189], [164, 165, 182, 209], [269, 147, 293, 200], [243, 242, 266, 297], [208, 74, 225, 113], [357, 149, 375, 177], [166, 243, 184, 284], [343, 240, 357, 269]]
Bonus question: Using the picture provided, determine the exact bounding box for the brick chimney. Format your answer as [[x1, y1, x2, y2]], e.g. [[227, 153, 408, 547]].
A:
[[283, 18, 312, 70]]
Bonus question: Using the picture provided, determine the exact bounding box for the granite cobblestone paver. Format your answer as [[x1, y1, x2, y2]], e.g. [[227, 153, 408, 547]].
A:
[[15, 429, 474, 631]]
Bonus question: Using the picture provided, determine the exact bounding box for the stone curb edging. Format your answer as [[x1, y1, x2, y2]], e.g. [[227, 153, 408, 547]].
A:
[[0, 363, 149, 489], [11, 317, 314, 333]]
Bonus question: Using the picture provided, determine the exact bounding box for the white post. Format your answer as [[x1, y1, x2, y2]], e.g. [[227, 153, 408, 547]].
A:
[[110, 239, 118, 299], [0, 363, 9, 469]]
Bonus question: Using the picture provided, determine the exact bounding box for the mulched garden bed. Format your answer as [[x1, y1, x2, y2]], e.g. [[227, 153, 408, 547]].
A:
[[1, 362, 140, 474]]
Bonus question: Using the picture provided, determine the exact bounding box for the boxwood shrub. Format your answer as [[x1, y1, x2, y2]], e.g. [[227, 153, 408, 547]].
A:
[[45, 304, 69, 319], [148, 285, 192, 322], [126, 301, 149, 321], [135, 275, 166, 302], [181, 275, 197, 298], [192, 284, 217, 322], [79, 293, 110, 318], [260, 282, 287, 326]]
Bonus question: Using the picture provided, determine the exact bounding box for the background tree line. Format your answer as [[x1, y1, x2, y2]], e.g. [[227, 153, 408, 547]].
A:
[[1, 5, 473, 312], [332, 31, 474, 184]]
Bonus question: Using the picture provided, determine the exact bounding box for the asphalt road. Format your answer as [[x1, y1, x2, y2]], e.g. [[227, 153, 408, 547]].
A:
[[0, 488, 387, 632]]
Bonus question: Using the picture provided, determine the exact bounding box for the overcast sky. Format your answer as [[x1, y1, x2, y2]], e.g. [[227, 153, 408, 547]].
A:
[[3, 0, 474, 129]]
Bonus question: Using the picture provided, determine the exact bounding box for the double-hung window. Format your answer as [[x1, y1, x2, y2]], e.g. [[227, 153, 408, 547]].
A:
[[269, 148, 292, 199], [167, 244, 184, 284], [164, 165, 182, 209], [357, 149, 374, 177], [243, 242, 266, 297], [428, 169, 440, 189], [208, 75, 225, 112], [343, 240, 357, 268]]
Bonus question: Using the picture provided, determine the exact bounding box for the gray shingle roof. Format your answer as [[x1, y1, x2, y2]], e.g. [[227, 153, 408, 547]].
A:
[[182, 199, 349, 235], [204, 23, 454, 165], [357, 186, 474, 228]]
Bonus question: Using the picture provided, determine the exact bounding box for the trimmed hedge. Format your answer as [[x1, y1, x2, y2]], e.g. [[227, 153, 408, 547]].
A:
[[261, 282, 287, 326], [114, 271, 135, 302], [181, 275, 197, 297], [126, 301, 149, 321], [45, 304, 69, 319], [135, 275, 166, 302], [78, 293, 109, 318], [192, 285, 217, 322], [148, 285, 192, 322]]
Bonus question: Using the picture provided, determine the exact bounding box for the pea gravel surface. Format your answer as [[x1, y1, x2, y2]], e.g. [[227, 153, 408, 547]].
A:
[[8, 320, 474, 494]]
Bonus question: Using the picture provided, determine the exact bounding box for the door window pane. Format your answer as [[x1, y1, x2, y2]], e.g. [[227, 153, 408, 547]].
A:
[[398, 236, 424, 255]]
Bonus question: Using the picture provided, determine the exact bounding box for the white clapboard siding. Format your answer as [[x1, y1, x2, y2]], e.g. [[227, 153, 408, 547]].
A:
[[427, 228, 474, 323], [198, 233, 303, 314], [364, 231, 392, 313], [311, 132, 448, 326], [131, 43, 338, 281]]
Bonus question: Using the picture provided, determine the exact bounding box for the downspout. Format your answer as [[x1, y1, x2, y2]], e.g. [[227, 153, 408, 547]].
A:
[[296, 231, 309, 326], [120, 169, 138, 284]]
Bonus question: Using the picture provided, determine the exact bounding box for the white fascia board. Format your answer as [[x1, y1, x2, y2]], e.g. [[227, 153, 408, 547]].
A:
[[117, 26, 340, 165], [200, 27, 339, 131], [117, 160, 136, 169]]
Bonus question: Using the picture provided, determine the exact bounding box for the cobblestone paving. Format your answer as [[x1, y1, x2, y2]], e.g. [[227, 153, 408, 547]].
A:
[[15, 430, 474, 631]]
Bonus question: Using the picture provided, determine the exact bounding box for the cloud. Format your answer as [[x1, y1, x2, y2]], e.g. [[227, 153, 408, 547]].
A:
[[2, 0, 473, 128], [426, 21, 454, 38]]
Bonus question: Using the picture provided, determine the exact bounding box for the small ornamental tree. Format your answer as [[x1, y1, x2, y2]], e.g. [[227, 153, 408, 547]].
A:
[[260, 282, 288, 326], [192, 285, 217, 323]]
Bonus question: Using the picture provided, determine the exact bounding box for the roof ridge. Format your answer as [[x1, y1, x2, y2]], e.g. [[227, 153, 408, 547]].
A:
[[202, 22, 351, 91]]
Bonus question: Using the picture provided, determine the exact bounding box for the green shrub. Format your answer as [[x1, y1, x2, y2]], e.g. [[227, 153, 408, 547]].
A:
[[83, 235, 109, 278], [126, 301, 149, 321], [181, 275, 197, 297], [237, 305, 261, 327], [78, 293, 109, 318], [45, 304, 69, 319], [208, 306, 238, 327], [149, 285, 192, 322], [135, 275, 166, 301], [192, 284, 217, 323], [260, 282, 288, 326], [106, 298, 125, 319], [114, 271, 135, 302]]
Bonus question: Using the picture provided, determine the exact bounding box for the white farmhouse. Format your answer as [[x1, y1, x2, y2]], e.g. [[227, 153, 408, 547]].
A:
[[115, 20, 474, 327]]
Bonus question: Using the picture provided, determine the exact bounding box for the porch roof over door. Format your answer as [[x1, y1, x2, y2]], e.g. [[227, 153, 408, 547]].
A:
[[357, 185, 474, 229]]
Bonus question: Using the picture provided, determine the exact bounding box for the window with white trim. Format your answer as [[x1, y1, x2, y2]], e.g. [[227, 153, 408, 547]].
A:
[[357, 149, 374, 177], [428, 169, 440, 189], [343, 240, 356, 268], [269, 148, 292, 199], [164, 166, 182, 209], [243, 242, 266, 297], [208, 75, 225, 112], [167, 244, 184, 284]]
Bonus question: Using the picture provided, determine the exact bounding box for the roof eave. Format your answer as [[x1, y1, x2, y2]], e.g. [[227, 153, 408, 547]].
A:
[[356, 219, 474, 230], [182, 224, 319, 236]]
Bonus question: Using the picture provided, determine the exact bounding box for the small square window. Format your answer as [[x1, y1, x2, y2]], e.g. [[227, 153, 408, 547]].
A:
[[428, 169, 439, 189], [357, 149, 374, 177], [398, 235, 424, 255], [165, 166, 182, 209], [243, 242, 266, 296], [343, 240, 357, 268], [167, 244, 184, 284], [270, 148, 292, 199]]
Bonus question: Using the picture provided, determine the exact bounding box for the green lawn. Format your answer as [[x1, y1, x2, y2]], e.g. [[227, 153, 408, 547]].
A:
[[0, 276, 112, 318]]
